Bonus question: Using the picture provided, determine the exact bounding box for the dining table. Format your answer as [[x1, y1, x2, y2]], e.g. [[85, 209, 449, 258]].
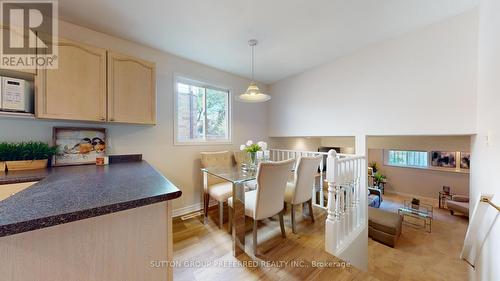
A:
[[201, 165, 257, 257]]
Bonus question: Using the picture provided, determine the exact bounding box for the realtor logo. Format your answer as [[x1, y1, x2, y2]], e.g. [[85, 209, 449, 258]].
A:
[[0, 0, 58, 69]]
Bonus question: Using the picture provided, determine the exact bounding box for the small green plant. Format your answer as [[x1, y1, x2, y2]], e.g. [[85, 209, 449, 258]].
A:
[[0, 142, 9, 161], [369, 161, 378, 172], [373, 172, 386, 186], [0, 142, 58, 161], [244, 144, 261, 153]]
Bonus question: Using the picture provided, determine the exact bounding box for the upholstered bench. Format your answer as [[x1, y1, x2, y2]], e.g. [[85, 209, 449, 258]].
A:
[[368, 207, 403, 247]]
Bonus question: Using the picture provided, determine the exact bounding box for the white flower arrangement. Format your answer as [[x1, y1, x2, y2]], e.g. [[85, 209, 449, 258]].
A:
[[240, 140, 267, 153]]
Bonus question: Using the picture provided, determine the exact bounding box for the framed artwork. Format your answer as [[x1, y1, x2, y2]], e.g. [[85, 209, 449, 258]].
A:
[[442, 186, 451, 194], [431, 151, 456, 168], [460, 152, 471, 169], [53, 127, 107, 166]]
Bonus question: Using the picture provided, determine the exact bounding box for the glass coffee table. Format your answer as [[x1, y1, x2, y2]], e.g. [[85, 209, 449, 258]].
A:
[[398, 200, 433, 233]]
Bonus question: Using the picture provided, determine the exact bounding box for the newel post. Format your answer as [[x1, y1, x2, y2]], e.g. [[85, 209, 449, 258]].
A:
[[326, 149, 340, 222]]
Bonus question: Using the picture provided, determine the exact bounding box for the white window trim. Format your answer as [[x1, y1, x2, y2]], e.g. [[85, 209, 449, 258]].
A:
[[173, 75, 233, 146], [384, 149, 429, 169]]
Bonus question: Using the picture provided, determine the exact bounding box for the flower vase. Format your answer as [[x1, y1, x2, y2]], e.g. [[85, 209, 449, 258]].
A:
[[249, 152, 257, 169]]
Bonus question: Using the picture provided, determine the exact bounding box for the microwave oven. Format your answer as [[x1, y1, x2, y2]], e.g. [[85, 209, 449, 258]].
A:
[[0, 76, 34, 113]]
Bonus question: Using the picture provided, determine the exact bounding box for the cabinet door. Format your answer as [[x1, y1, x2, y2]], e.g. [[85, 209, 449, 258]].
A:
[[107, 52, 156, 125], [35, 38, 107, 121], [0, 25, 37, 75], [0, 181, 37, 201]]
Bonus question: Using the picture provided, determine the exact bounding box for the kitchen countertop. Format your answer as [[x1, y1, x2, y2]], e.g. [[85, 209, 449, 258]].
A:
[[0, 161, 182, 237]]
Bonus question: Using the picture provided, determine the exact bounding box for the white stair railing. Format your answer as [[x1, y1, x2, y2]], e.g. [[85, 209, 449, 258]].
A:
[[325, 149, 366, 256], [269, 148, 352, 209]]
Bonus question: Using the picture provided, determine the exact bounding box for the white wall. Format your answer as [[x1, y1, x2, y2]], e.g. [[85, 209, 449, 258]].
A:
[[268, 136, 356, 154], [268, 137, 321, 151], [268, 10, 478, 137], [321, 137, 355, 152], [470, 0, 500, 280], [0, 20, 269, 214]]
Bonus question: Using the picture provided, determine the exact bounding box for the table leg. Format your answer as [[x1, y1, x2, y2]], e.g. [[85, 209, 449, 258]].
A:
[[232, 182, 245, 256], [203, 171, 209, 224]]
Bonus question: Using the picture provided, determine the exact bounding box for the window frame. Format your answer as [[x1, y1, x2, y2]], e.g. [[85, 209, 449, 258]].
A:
[[173, 75, 232, 146], [384, 149, 429, 169]]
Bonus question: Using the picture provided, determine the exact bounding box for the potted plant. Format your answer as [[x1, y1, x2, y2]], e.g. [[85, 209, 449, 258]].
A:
[[373, 172, 386, 187], [3, 142, 58, 171], [0, 142, 7, 172], [240, 140, 267, 168], [369, 161, 378, 173]]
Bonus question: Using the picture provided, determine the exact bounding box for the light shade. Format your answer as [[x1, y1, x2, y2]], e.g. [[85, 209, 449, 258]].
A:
[[238, 82, 271, 103]]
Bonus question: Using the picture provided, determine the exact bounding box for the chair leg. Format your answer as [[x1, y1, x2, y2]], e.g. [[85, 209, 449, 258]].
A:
[[218, 201, 224, 229], [308, 199, 315, 222], [279, 210, 286, 238], [291, 204, 296, 234], [228, 206, 233, 234], [253, 219, 258, 255], [203, 193, 209, 224]]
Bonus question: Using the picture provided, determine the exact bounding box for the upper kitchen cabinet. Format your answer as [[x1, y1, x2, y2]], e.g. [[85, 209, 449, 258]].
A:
[[35, 38, 107, 122], [0, 25, 37, 75], [107, 52, 156, 125]]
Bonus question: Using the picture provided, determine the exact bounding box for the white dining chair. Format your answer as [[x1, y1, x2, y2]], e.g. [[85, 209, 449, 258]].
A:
[[200, 151, 234, 229], [284, 156, 322, 233], [228, 158, 295, 255]]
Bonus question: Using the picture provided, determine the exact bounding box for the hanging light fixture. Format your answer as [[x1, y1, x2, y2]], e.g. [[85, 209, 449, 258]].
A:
[[238, 39, 271, 103]]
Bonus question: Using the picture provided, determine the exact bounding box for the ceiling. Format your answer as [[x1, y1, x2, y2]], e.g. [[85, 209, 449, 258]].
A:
[[58, 0, 479, 84]]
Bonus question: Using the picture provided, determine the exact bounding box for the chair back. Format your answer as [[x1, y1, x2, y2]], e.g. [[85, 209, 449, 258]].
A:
[[200, 151, 233, 187], [253, 159, 295, 220], [291, 156, 322, 204], [233, 151, 249, 167]]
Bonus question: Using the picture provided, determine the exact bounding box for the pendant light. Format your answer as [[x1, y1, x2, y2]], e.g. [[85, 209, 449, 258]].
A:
[[237, 39, 271, 103]]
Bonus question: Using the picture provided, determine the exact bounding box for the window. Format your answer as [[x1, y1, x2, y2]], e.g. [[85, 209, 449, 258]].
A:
[[386, 150, 428, 168], [175, 77, 230, 144]]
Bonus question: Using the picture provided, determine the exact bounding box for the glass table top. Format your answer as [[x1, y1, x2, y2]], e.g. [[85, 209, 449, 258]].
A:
[[398, 207, 432, 218], [201, 166, 257, 184]]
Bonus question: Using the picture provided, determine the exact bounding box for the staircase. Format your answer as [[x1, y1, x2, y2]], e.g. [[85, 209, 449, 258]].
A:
[[269, 148, 368, 270], [325, 150, 367, 270]]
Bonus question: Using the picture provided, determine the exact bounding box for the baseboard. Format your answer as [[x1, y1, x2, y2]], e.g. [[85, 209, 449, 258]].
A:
[[384, 190, 439, 205], [172, 199, 218, 218]]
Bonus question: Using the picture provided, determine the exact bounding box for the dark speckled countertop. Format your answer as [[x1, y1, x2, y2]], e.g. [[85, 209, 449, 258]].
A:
[[0, 161, 182, 237]]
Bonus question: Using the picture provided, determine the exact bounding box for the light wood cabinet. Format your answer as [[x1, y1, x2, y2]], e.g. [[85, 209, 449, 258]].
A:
[[107, 52, 156, 124], [0, 182, 37, 201], [0, 201, 173, 281], [35, 38, 107, 122], [0, 25, 37, 75]]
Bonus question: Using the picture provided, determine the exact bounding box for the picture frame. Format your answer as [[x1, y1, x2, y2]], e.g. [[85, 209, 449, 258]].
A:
[[442, 186, 451, 194], [430, 151, 456, 168], [53, 127, 107, 166], [460, 152, 471, 169]]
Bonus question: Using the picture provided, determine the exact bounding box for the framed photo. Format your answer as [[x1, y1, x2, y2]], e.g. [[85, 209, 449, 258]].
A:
[[460, 152, 471, 169], [431, 151, 456, 168], [442, 186, 451, 194], [53, 127, 107, 166]]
